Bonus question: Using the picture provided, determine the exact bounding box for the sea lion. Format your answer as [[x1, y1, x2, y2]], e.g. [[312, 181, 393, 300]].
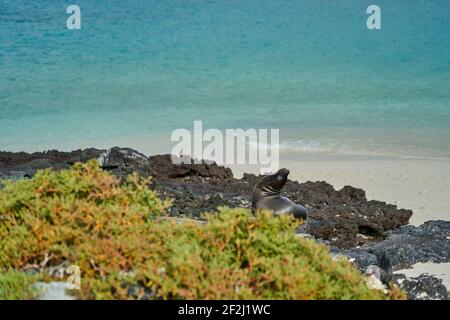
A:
[[252, 168, 308, 220]]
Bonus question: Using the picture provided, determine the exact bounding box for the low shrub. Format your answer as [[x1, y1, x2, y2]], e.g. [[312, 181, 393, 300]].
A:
[[0, 271, 38, 300]]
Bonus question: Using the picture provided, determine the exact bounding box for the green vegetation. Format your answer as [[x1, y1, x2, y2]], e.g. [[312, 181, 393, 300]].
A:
[[0, 161, 405, 299], [0, 271, 38, 300]]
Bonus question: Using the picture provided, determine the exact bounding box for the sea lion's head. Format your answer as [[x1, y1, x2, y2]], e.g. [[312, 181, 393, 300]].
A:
[[254, 168, 290, 195]]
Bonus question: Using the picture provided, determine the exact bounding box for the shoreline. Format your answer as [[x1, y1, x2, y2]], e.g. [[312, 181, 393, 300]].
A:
[[2, 145, 449, 226], [2, 141, 449, 226], [229, 157, 450, 226]]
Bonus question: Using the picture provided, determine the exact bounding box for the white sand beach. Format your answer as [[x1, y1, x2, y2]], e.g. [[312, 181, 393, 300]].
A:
[[30, 136, 450, 225], [395, 262, 450, 289], [231, 158, 450, 226]]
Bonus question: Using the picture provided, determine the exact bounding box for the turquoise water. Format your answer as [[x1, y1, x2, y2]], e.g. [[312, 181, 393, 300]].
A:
[[1, 0, 449, 158]]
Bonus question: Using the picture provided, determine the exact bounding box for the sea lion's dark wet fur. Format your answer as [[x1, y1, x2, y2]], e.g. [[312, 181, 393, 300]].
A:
[[252, 168, 308, 220]]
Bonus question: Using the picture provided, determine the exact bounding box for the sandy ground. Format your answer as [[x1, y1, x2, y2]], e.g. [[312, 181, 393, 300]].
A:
[[395, 262, 450, 289], [231, 158, 450, 226], [42, 134, 450, 225], [286, 159, 450, 226], [103, 137, 450, 224], [16, 134, 450, 225]]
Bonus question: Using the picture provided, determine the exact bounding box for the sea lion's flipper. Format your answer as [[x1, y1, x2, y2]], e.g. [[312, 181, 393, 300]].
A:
[[291, 205, 308, 220]]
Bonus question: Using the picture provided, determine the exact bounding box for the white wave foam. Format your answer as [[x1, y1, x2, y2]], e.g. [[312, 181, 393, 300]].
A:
[[279, 139, 334, 153], [278, 139, 450, 160]]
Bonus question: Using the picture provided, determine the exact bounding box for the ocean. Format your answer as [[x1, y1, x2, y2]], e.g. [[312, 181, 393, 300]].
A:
[[1, 0, 449, 159]]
